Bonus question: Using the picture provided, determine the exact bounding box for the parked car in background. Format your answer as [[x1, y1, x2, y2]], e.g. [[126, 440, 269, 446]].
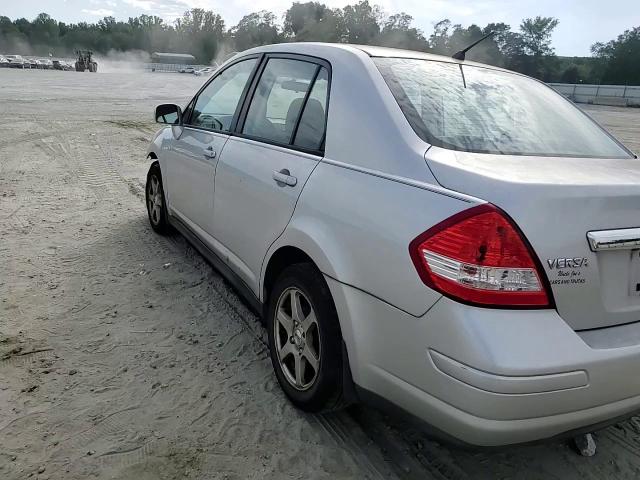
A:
[[5, 55, 26, 68], [194, 67, 214, 76], [0, 55, 8, 67], [38, 58, 53, 69], [145, 43, 638, 447], [51, 60, 73, 71], [179, 66, 196, 74]]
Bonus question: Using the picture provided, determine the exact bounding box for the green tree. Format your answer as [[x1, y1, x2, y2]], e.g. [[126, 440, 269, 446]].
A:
[[513, 16, 559, 80], [428, 19, 454, 54], [0, 16, 30, 53], [1, 7, 635, 85], [340, 0, 381, 44], [377, 13, 428, 51], [230, 11, 280, 52], [519, 16, 558, 56], [31, 13, 59, 48], [592, 27, 640, 85], [560, 64, 579, 83], [174, 8, 225, 63], [283, 2, 344, 42]]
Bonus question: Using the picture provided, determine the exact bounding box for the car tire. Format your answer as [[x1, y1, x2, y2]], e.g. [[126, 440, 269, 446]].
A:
[[267, 263, 345, 412], [146, 162, 170, 234]]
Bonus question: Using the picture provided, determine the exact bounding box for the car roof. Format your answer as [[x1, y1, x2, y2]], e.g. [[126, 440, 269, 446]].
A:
[[241, 42, 511, 73]]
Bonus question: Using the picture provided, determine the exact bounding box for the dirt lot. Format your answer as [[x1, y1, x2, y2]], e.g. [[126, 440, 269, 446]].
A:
[[2, 68, 640, 480]]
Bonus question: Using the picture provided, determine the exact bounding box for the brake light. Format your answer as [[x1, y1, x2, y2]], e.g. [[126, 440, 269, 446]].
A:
[[409, 204, 551, 308]]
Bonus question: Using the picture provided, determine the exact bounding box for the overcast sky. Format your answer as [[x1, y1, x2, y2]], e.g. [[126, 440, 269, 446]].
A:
[[2, 0, 639, 56]]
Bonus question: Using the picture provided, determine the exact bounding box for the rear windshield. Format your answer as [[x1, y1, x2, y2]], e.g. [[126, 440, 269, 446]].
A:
[[374, 57, 633, 158]]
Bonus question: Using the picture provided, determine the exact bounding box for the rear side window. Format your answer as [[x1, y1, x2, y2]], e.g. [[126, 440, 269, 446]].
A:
[[243, 58, 328, 151], [189, 58, 257, 132], [374, 57, 632, 158], [293, 68, 328, 151]]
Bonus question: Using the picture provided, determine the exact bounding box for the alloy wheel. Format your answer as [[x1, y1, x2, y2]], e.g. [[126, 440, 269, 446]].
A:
[[274, 287, 321, 391], [147, 174, 163, 226]]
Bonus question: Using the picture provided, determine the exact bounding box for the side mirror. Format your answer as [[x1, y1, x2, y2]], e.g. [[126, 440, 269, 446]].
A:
[[155, 104, 182, 125]]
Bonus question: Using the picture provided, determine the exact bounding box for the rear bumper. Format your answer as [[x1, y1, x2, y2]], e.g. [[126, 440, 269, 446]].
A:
[[355, 378, 640, 448], [326, 276, 640, 446]]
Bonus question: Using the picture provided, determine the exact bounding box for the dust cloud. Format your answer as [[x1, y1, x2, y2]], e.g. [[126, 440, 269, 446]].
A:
[[93, 49, 151, 73]]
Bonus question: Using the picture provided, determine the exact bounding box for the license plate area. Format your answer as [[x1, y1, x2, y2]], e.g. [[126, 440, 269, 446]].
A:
[[629, 250, 640, 296]]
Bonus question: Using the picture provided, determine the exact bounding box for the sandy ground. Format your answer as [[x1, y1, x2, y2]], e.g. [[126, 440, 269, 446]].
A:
[[2, 68, 640, 480]]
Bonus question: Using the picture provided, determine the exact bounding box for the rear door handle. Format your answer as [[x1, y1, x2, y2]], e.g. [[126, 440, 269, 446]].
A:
[[203, 145, 216, 159], [272, 169, 297, 187]]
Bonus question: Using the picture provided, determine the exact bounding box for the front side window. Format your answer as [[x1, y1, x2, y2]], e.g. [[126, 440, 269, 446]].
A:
[[243, 58, 324, 147], [375, 57, 632, 158], [189, 58, 257, 132]]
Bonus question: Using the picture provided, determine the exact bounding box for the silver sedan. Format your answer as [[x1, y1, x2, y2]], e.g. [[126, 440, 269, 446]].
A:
[[145, 42, 638, 447]]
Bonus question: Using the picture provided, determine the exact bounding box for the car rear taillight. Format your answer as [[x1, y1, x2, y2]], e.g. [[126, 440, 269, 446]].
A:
[[409, 204, 552, 308]]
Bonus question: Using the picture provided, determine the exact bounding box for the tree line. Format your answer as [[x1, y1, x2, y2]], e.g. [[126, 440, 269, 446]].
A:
[[0, 2, 638, 85]]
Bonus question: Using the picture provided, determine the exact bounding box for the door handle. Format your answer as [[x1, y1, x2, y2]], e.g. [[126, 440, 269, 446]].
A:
[[203, 146, 216, 159], [272, 169, 297, 187]]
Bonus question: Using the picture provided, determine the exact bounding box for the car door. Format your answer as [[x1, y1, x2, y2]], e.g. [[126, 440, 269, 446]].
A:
[[212, 55, 330, 293], [164, 56, 259, 236]]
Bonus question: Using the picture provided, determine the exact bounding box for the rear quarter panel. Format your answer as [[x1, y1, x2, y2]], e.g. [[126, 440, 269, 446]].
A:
[[266, 160, 481, 318]]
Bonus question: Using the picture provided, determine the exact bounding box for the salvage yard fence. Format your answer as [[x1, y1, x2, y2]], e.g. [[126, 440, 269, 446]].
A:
[[549, 83, 640, 107]]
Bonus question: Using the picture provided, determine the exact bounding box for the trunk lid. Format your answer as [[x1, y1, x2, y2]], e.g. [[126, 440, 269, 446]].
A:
[[425, 146, 640, 331]]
